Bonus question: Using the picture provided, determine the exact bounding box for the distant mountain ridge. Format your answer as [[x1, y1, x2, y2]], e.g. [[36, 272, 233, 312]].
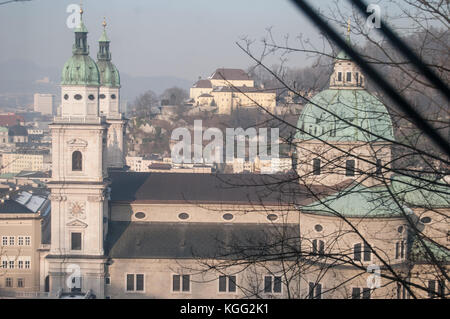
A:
[[0, 59, 192, 103]]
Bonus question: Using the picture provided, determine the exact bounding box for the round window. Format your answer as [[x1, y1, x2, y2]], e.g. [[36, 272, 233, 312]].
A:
[[314, 224, 323, 232], [88, 94, 95, 100], [223, 213, 234, 221], [99, 94, 106, 99], [420, 216, 432, 224], [64, 94, 69, 100], [397, 226, 404, 233], [74, 94, 82, 100], [134, 212, 146, 219], [178, 212, 189, 220], [111, 94, 117, 99], [267, 214, 278, 221]]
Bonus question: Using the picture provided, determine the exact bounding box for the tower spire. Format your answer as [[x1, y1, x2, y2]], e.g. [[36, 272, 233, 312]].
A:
[[98, 17, 111, 60]]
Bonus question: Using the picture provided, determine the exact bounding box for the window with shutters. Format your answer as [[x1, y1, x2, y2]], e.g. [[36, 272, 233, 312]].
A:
[[352, 287, 371, 299], [354, 242, 371, 261], [308, 282, 322, 299], [312, 239, 325, 257], [264, 275, 282, 294], [126, 274, 144, 292], [218, 275, 237, 293], [172, 274, 190, 292]]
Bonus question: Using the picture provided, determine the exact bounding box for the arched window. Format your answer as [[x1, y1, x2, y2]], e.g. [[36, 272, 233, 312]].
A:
[[72, 151, 82, 171]]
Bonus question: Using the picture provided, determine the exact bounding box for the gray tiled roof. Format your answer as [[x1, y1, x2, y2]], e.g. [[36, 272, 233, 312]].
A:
[[209, 68, 252, 81], [106, 221, 300, 260], [108, 172, 335, 206]]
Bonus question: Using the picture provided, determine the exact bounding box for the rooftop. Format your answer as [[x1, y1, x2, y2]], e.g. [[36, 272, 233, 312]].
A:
[[209, 68, 252, 81]]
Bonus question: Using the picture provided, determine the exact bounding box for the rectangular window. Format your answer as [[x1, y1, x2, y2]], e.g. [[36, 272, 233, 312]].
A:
[[376, 159, 382, 175], [2, 260, 7, 268], [25, 236, 31, 246], [2, 236, 7, 246], [346, 160, 355, 176], [126, 274, 134, 292], [338, 72, 342, 81], [352, 287, 361, 299], [219, 275, 237, 293], [264, 276, 272, 293], [5, 278, 12, 288], [172, 275, 180, 292], [172, 274, 190, 292], [71, 232, 82, 251], [18, 236, 24, 246], [9, 236, 14, 246], [8, 260, 14, 269], [428, 280, 436, 298], [400, 241, 405, 258], [25, 260, 30, 269], [356, 72, 359, 85], [363, 242, 371, 261], [354, 243, 362, 261], [273, 276, 282, 293], [105, 276, 110, 285], [17, 278, 24, 288], [313, 158, 321, 175], [362, 288, 371, 299], [18, 260, 23, 269], [182, 275, 190, 292], [347, 72, 352, 82], [136, 274, 144, 291]]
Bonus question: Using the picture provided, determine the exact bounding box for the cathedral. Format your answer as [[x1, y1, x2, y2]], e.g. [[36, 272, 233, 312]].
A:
[[39, 8, 448, 299]]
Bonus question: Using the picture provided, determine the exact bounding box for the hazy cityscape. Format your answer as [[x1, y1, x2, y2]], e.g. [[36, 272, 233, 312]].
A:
[[0, 0, 448, 306]]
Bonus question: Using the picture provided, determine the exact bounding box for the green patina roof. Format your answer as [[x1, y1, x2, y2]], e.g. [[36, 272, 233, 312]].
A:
[[97, 60, 120, 87], [0, 126, 8, 133], [410, 237, 450, 263], [391, 175, 450, 208], [99, 29, 110, 42], [74, 20, 88, 33], [61, 54, 100, 86], [296, 89, 395, 142], [336, 49, 351, 60], [301, 183, 409, 218]]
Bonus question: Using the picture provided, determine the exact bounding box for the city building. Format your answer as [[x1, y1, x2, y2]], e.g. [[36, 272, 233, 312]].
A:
[[0, 186, 50, 297], [0, 151, 49, 174], [33, 94, 56, 116]]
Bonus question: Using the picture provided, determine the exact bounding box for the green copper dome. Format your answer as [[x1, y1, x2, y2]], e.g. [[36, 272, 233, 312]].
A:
[[61, 13, 100, 86], [61, 55, 100, 86], [296, 89, 395, 142], [97, 60, 120, 87]]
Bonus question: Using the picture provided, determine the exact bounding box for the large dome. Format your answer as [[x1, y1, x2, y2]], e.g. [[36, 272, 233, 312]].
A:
[[61, 54, 100, 86], [296, 88, 395, 142]]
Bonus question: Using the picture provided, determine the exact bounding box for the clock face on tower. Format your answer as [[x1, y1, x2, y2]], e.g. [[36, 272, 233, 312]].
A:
[[69, 201, 86, 220]]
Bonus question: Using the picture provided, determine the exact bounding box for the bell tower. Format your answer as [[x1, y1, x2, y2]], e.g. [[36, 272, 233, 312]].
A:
[[97, 18, 127, 169], [47, 6, 108, 298]]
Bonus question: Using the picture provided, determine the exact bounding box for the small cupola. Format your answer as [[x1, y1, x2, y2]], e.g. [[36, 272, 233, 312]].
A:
[[329, 20, 365, 89]]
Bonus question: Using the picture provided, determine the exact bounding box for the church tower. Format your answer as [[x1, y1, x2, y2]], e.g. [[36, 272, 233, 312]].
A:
[[47, 7, 108, 298], [96, 18, 127, 169]]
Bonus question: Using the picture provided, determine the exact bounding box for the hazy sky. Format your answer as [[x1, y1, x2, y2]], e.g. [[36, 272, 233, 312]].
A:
[[0, 0, 337, 82]]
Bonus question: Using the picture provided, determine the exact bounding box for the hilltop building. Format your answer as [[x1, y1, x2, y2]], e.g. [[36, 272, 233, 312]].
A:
[[190, 68, 277, 114]]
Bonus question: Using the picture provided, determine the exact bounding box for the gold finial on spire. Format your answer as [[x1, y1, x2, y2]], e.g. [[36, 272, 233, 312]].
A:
[[347, 18, 351, 36], [102, 17, 107, 29], [80, 0, 84, 18]]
